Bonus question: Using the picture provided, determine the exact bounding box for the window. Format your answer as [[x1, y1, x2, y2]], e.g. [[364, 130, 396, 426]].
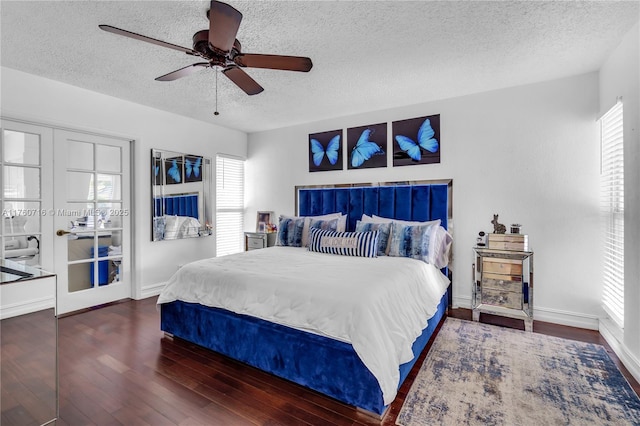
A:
[[216, 155, 244, 256], [600, 101, 624, 328]]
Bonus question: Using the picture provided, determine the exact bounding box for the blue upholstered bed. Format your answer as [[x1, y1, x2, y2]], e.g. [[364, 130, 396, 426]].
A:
[[154, 193, 199, 218], [160, 181, 452, 416]]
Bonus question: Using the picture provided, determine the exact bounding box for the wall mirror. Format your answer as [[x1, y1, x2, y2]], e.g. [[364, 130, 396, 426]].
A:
[[151, 149, 212, 241]]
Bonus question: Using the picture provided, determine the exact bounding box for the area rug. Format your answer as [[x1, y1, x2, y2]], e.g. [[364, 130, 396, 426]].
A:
[[396, 318, 640, 425]]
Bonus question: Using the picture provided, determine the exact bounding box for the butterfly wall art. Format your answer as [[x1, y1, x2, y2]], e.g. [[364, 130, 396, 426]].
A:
[[347, 123, 387, 169], [308, 129, 343, 172], [392, 114, 441, 166], [152, 157, 163, 185], [184, 155, 203, 183], [165, 156, 184, 185]]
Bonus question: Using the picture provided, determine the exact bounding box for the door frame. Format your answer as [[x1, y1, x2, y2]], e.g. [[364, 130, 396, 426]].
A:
[[1, 115, 136, 315]]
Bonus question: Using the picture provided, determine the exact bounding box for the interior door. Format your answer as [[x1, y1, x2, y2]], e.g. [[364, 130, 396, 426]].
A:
[[53, 130, 131, 314]]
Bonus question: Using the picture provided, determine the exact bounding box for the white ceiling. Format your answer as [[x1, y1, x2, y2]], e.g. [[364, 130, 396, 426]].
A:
[[1, 1, 638, 134]]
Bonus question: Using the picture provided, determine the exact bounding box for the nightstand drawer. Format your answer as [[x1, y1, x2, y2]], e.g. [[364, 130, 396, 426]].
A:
[[247, 237, 266, 250], [482, 258, 523, 275], [481, 288, 522, 309], [482, 277, 522, 293]]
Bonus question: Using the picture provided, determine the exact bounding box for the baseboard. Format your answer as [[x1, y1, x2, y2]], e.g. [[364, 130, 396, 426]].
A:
[[453, 295, 471, 309], [599, 318, 640, 384], [0, 296, 55, 320], [452, 296, 599, 331], [140, 281, 167, 299], [533, 306, 600, 330]]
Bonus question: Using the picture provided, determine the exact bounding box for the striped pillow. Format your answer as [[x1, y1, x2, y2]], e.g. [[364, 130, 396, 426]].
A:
[[308, 228, 379, 258]]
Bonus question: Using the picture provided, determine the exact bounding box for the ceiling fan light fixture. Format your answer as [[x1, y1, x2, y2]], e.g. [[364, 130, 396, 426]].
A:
[[99, 0, 313, 97]]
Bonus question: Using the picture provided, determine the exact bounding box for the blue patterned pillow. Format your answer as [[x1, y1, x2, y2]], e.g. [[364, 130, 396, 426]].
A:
[[355, 220, 391, 256], [276, 216, 305, 247], [308, 228, 379, 258], [388, 222, 435, 262], [309, 218, 339, 233]]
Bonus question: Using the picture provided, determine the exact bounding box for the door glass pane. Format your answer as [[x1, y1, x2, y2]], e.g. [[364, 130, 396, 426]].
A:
[[68, 235, 95, 262], [67, 171, 94, 201], [68, 262, 92, 292], [96, 145, 121, 173], [96, 174, 121, 201], [2, 201, 41, 234], [3, 166, 40, 199], [67, 141, 94, 170], [97, 202, 124, 229], [3, 131, 40, 165], [109, 257, 122, 284]]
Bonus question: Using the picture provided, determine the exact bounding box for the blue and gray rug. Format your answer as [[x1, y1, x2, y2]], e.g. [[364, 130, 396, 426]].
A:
[[396, 318, 640, 425]]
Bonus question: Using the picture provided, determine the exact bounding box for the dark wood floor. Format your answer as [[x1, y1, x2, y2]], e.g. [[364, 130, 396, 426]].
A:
[[3, 298, 639, 425]]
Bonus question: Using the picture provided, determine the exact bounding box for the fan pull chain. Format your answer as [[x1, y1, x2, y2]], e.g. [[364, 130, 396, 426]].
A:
[[214, 68, 220, 116]]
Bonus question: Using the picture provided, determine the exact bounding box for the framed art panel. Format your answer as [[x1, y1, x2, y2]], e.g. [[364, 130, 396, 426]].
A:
[[165, 156, 184, 184], [184, 155, 203, 183], [309, 129, 343, 172], [392, 114, 440, 166], [152, 156, 163, 185], [347, 122, 387, 170]]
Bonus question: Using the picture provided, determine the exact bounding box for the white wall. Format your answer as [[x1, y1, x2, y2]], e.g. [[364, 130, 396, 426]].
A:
[[598, 22, 640, 382], [246, 72, 602, 330], [1, 66, 247, 301]]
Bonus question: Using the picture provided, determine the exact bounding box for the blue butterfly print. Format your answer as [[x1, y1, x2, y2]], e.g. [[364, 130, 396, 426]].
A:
[[154, 165, 160, 177], [310, 135, 340, 166], [351, 129, 383, 168], [395, 118, 439, 161], [167, 159, 181, 183], [185, 157, 202, 179]]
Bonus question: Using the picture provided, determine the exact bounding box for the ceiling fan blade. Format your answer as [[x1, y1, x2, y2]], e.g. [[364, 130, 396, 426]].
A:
[[235, 54, 313, 72], [223, 66, 264, 95], [99, 25, 197, 56], [208, 1, 243, 53], [156, 63, 210, 81]]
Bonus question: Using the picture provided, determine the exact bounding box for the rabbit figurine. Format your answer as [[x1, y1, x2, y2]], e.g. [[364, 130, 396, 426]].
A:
[[491, 214, 506, 234]]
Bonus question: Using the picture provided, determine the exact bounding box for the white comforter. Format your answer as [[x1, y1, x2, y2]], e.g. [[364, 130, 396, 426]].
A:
[[157, 246, 450, 405]]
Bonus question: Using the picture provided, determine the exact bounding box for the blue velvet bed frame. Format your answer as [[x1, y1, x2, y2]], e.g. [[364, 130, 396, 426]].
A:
[[154, 193, 199, 219], [160, 181, 452, 416]]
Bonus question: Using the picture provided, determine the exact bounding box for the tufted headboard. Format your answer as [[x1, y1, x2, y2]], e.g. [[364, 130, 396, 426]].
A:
[[296, 180, 452, 233], [154, 193, 199, 219]]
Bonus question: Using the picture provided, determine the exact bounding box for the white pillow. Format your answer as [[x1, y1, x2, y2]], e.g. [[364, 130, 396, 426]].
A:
[[428, 226, 453, 269], [371, 214, 441, 228], [163, 215, 180, 240]]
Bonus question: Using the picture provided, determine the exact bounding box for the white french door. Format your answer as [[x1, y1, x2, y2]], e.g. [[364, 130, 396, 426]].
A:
[[53, 130, 131, 314]]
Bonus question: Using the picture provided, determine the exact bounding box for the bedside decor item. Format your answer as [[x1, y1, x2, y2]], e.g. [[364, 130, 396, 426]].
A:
[[491, 214, 506, 234], [510, 223, 522, 234], [347, 123, 387, 169], [256, 211, 274, 233], [309, 129, 343, 172], [476, 231, 486, 247], [392, 114, 440, 166]]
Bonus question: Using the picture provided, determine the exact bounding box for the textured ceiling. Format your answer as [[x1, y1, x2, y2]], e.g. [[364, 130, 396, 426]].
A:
[[1, 1, 638, 133]]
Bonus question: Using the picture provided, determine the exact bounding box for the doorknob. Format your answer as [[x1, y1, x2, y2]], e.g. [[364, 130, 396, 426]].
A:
[[56, 229, 73, 236]]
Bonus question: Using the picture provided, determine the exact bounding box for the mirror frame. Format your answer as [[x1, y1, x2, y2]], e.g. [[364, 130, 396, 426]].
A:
[[151, 149, 212, 241]]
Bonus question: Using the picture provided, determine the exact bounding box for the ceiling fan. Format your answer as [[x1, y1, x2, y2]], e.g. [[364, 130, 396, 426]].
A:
[[99, 0, 313, 96]]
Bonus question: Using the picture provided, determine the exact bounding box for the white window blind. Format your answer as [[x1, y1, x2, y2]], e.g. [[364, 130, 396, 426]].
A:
[[216, 155, 244, 256], [600, 101, 624, 328]]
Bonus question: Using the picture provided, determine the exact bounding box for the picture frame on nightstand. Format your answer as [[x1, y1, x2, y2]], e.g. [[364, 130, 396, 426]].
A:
[[256, 211, 274, 232]]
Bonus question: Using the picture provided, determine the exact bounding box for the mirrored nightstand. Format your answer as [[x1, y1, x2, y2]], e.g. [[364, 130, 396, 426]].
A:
[[472, 247, 534, 331]]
